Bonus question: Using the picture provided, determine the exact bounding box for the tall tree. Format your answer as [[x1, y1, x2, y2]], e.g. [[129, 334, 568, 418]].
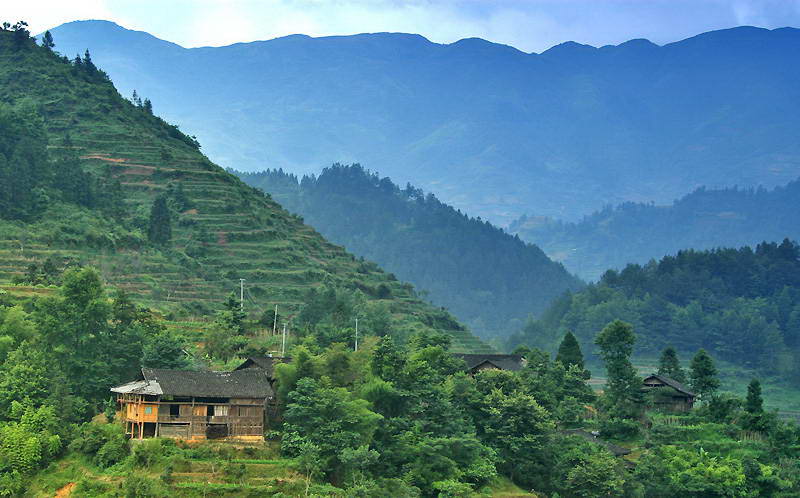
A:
[[556, 331, 587, 371], [745, 378, 763, 415], [657, 347, 686, 383], [595, 320, 643, 417], [689, 349, 720, 400], [147, 195, 171, 245], [41, 30, 54, 50]]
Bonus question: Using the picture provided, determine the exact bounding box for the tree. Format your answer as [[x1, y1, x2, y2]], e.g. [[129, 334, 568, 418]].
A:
[[745, 379, 763, 415], [689, 349, 720, 400], [41, 30, 54, 50], [595, 320, 643, 418], [141, 333, 191, 370], [147, 195, 171, 245], [281, 378, 382, 479], [143, 98, 153, 115], [556, 331, 590, 378], [83, 49, 97, 73], [657, 347, 686, 383]]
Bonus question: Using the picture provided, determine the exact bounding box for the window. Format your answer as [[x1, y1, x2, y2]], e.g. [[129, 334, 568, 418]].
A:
[[144, 406, 153, 415]]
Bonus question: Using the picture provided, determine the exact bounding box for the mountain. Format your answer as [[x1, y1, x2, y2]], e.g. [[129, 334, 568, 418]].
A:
[[508, 240, 800, 382], [235, 165, 583, 339], [0, 25, 490, 353], [511, 180, 800, 281], [43, 21, 800, 224]]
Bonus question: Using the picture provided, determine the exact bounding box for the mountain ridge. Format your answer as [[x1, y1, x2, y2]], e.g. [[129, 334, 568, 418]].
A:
[[44, 20, 800, 224]]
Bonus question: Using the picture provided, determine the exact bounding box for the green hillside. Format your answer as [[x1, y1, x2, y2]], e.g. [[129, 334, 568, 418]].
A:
[[0, 26, 489, 353], [508, 240, 800, 395], [236, 165, 582, 340]]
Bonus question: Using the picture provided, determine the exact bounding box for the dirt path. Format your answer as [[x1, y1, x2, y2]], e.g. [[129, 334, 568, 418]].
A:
[[54, 482, 76, 498]]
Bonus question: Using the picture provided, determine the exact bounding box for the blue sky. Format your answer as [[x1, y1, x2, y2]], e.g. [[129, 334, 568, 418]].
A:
[[8, 0, 800, 52]]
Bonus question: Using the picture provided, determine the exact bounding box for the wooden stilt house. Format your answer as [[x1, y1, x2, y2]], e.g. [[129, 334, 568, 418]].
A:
[[111, 368, 274, 441], [642, 374, 696, 412]]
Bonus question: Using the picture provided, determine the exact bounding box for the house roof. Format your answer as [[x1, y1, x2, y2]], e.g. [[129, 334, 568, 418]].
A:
[[452, 353, 526, 372], [234, 356, 292, 379], [111, 368, 274, 398], [644, 374, 696, 397]]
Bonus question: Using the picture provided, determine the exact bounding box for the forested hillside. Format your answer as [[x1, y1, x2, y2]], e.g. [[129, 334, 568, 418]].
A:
[[237, 166, 582, 339], [0, 23, 490, 353], [46, 21, 800, 223], [512, 181, 800, 280], [508, 240, 800, 382]]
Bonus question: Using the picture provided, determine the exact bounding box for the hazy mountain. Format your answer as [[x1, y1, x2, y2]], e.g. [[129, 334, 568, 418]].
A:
[[236, 165, 583, 339], [44, 20, 800, 224], [512, 179, 800, 281], [0, 27, 490, 353]]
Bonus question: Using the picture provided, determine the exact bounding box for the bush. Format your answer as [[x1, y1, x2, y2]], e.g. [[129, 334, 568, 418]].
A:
[[95, 434, 130, 468], [599, 417, 640, 440], [122, 473, 169, 498]]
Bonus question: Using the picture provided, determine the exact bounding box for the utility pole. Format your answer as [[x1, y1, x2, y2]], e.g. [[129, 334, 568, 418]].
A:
[[281, 323, 287, 356], [272, 304, 278, 336], [354, 317, 359, 352], [239, 279, 245, 311]]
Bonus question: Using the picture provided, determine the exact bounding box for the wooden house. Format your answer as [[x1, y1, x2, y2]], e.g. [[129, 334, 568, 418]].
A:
[[452, 353, 526, 375], [111, 368, 274, 441], [642, 374, 696, 411]]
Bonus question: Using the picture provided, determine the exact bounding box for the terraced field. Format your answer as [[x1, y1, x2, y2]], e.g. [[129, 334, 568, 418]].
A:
[[0, 36, 492, 353]]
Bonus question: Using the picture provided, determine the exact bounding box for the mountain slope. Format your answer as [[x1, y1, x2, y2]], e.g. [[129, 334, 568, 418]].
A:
[[44, 20, 800, 224], [508, 240, 800, 382], [0, 26, 490, 353], [236, 165, 583, 339], [511, 180, 800, 280]]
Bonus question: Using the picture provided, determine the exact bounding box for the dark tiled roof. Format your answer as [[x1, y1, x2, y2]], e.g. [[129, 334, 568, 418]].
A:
[[452, 353, 526, 372], [644, 374, 696, 397], [234, 356, 292, 379], [136, 368, 274, 398]]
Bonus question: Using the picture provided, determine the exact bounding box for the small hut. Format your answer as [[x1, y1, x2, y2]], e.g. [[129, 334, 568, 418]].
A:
[[452, 353, 526, 375], [642, 374, 696, 411]]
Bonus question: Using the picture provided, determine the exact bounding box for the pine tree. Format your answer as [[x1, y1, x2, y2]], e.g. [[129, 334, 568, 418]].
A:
[[657, 347, 686, 383], [147, 195, 172, 245], [556, 331, 584, 369], [745, 379, 763, 414], [556, 331, 590, 379], [83, 49, 97, 73], [41, 30, 55, 50], [143, 98, 153, 115], [689, 349, 720, 400]]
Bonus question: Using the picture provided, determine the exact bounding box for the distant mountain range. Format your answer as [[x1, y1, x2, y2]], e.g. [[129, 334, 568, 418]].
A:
[[236, 165, 582, 339], [43, 21, 800, 224], [512, 179, 800, 281]]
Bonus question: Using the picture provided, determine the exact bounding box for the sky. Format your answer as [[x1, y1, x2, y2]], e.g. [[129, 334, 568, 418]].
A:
[[6, 0, 800, 53]]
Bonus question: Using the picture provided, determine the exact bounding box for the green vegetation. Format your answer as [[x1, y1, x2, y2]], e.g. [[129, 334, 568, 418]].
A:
[[512, 180, 800, 280], [509, 241, 800, 391], [0, 22, 489, 353], [236, 165, 582, 340]]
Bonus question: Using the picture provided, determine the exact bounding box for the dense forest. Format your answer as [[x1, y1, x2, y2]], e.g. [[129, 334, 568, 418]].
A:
[[5, 269, 800, 496], [236, 166, 582, 339], [508, 240, 800, 382], [511, 181, 800, 280]]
